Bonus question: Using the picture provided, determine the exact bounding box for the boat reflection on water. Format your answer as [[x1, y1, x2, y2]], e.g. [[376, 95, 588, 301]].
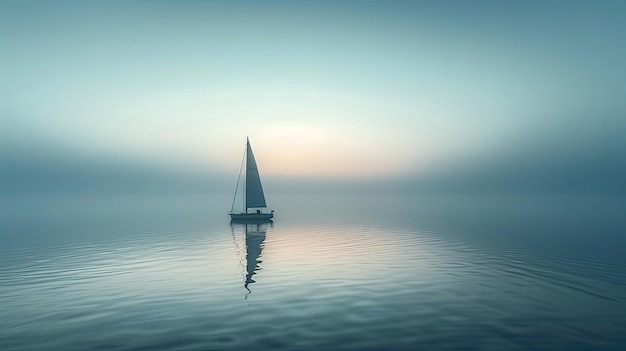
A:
[[231, 220, 272, 298]]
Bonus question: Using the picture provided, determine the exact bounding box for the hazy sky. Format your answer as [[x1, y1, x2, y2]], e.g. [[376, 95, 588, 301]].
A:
[[2, 0, 625, 191]]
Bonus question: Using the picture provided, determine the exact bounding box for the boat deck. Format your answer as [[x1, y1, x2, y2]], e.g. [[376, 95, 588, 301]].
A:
[[230, 213, 274, 222]]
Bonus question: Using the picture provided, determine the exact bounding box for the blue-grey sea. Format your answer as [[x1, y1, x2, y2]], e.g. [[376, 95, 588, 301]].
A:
[[1, 193, 625, 350]]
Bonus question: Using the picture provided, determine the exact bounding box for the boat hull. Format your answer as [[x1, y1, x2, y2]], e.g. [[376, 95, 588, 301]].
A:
[[230, 213, 274, 222]]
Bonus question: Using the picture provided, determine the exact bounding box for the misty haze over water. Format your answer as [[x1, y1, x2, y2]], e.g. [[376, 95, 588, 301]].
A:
[[2, 0, 626, 349], [1, 192, 625, 350]]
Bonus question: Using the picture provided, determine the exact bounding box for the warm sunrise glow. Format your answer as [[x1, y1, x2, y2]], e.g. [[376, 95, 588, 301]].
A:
[[248, 123, 426, 178]]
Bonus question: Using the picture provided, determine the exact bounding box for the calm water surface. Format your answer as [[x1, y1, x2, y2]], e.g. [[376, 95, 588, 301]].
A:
[[1, 193, 625, 350]]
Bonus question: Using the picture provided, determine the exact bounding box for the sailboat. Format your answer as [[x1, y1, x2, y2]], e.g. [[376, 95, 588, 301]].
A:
[[229, 137, 274, 222]]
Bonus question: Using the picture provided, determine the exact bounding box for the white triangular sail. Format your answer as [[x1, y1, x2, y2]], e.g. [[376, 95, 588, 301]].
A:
[[245, 138, 267, 209]]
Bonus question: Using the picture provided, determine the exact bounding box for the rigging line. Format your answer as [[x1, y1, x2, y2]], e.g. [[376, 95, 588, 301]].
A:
[[230, 141, 247, 212]]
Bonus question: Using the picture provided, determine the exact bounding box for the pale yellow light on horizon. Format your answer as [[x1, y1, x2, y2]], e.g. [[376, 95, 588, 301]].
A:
[[248, 123, 430, 179]]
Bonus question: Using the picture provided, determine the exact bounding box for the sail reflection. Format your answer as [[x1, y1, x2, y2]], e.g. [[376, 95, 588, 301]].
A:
[[231, 222, 271, 297]]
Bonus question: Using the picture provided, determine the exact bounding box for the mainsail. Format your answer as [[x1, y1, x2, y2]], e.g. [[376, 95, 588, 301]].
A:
[[245, 138, 267, 209]]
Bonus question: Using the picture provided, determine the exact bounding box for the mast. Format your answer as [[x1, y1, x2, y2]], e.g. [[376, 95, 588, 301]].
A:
[[244, 137, 247, 212]]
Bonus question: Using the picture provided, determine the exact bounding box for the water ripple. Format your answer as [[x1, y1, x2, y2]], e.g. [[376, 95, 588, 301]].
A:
[[1, 217, 625, 350]]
